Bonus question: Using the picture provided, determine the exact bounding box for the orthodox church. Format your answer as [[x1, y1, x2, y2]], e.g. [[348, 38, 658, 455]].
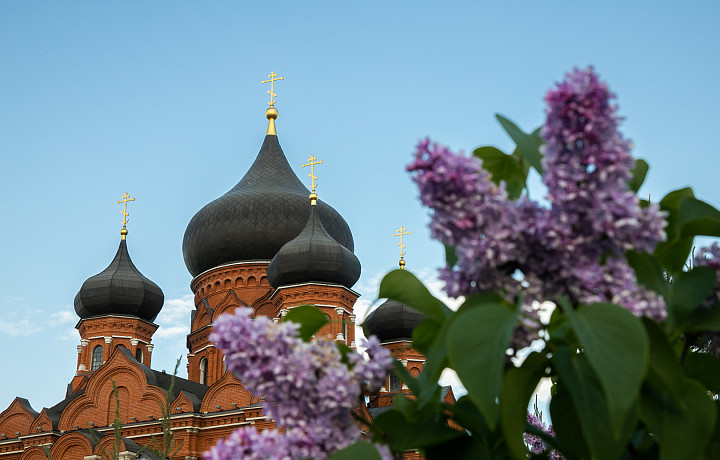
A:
[[0, 74, 442, 460]]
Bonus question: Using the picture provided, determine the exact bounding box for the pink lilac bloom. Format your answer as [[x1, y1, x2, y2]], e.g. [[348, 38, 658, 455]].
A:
[[525, 414, 564, 460], [206, 308, 392, 460]]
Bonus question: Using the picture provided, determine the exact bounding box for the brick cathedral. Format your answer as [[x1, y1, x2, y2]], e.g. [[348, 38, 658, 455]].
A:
[[0, 77, 450, 459]]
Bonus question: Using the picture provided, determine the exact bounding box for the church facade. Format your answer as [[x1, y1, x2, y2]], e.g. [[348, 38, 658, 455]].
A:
[[0, 83, 437, 460]]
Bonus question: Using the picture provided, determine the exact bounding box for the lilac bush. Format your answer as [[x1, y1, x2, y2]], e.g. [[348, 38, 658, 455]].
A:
[[407, 67, 668, 351], [206, 307, 392, 460]]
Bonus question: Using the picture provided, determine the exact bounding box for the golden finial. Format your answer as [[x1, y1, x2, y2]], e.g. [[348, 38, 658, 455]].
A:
[[262, 71, 284, 136], [393, 226, 411, 269], [116, 192, 135, 240], [302, 155, 323, 205]]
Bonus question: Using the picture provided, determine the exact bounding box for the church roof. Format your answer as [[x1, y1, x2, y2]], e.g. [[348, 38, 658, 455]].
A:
[[74, 238, 164, 322], [364, 299, 425, 343], [182, 134, 354, 277], [266, 203, 360, 289]]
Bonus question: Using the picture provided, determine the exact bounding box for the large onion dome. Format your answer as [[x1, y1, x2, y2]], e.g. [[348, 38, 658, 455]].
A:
[[364, 299, 425, 343], [182, 134, 354, 277], [74, 236, 164, 322], [267, 201, 361, 289]]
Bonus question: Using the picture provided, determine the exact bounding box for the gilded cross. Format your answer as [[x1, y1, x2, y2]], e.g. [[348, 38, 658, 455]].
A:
[[262, 71, 284, 107], [302, 155, 323, 193], [116, 192, 135, 228], [393, 226, 411, 257]]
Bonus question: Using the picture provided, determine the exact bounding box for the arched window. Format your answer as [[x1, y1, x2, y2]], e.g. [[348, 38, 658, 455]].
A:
[[135, 348, 143, 364], [199, 357, 208, 385], [342, 318, 348, 341], [389, 374, 402, 392], [91, 345, 103, 371]]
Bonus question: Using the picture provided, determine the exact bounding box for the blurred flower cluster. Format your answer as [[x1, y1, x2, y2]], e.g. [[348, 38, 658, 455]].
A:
[[408, 68, 668, 350], [525, 414, 564, 460], [205, 307, 392, 460]]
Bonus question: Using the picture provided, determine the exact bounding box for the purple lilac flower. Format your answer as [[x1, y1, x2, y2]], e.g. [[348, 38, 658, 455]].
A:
[[540, 67, 667, 318], [206, 308, 392, 460], [408, 67, 668, 325], [407, 140, 543, 348], [407, 138, 524, 297], [525, 413, 564, 460]]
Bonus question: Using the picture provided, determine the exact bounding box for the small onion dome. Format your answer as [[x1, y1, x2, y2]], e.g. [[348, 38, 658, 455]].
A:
[[267, 204, 361, 289], [182, 135, 354, 277], [74, 239, 164, 322], [364, 299, 425, 343]]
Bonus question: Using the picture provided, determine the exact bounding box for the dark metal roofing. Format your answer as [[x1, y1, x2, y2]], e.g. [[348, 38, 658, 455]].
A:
[[364, 299, 425, 343], [44, 389, 86, 429], [266, 204, 360, 289], [182, 134, 354, 277], [74, 239, 164, 322]]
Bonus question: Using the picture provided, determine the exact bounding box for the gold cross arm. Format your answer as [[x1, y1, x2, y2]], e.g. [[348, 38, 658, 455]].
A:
[[393, 226, 411, 257], [116, 192, 135, 228], [262, 71, 284, 107], [302, 155, 323, 193]]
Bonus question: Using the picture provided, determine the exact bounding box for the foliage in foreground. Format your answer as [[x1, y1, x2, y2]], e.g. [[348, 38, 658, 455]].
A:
[[354, 67, 720, 459], [207, 67, 720, 459]]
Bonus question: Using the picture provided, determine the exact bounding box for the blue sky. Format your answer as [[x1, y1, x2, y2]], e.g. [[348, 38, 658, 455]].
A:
[[1, 2, 718, 412]]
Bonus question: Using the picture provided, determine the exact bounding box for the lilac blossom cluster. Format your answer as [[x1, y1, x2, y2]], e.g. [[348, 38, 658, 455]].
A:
[[205, 308, 392, 460], [525, 414, 564, 460], [407, 67, 668, 345]]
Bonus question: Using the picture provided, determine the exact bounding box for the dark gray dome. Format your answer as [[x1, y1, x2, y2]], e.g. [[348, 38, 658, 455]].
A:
[[364, 299, 425, 343], [74, 239, 164, 322], [182, 135, 354, 277], [267, 204, 360, 289]]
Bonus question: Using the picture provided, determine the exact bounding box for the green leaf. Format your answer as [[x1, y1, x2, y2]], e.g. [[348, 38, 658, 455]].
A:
[[642, 318, 683, 396], [553, 347, 636, 460], [328, 440, 384, 460], [415, 323, 450, 409], [445, 396, 490, 436], [501, 352, 550, 460], [639, 379, 716, 460], [669, 266, 717, 329], [684, 351, 720, 394], [444, 244, 458, 268], [654, 188, 696, 272], [495, 114, 544, 174], [559, 302, 648, 439], [392, 359, 421, 395], [629, 158, 649, 192], [378, 269, 451, 323], [411, 318, 442, 355], [446, 301, 518, 430], [473, 145, 526, 199], [336, 341, 353, 366], [551, 381, 590, 460], [626, 250, 667, 298], [281, 305, 328, 342], [373, 409, 463, 452], [424, 436, 491, 460], [676, 197, 720, 239]]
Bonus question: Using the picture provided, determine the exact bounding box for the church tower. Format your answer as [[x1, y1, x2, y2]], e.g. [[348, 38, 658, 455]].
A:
[[364, 228, 427, 407], [181, 72, 360, 386], [71, 193, 164, 392]]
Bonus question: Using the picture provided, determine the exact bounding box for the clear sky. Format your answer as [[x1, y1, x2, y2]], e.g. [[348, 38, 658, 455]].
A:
[[1, 1, 718, 412]]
